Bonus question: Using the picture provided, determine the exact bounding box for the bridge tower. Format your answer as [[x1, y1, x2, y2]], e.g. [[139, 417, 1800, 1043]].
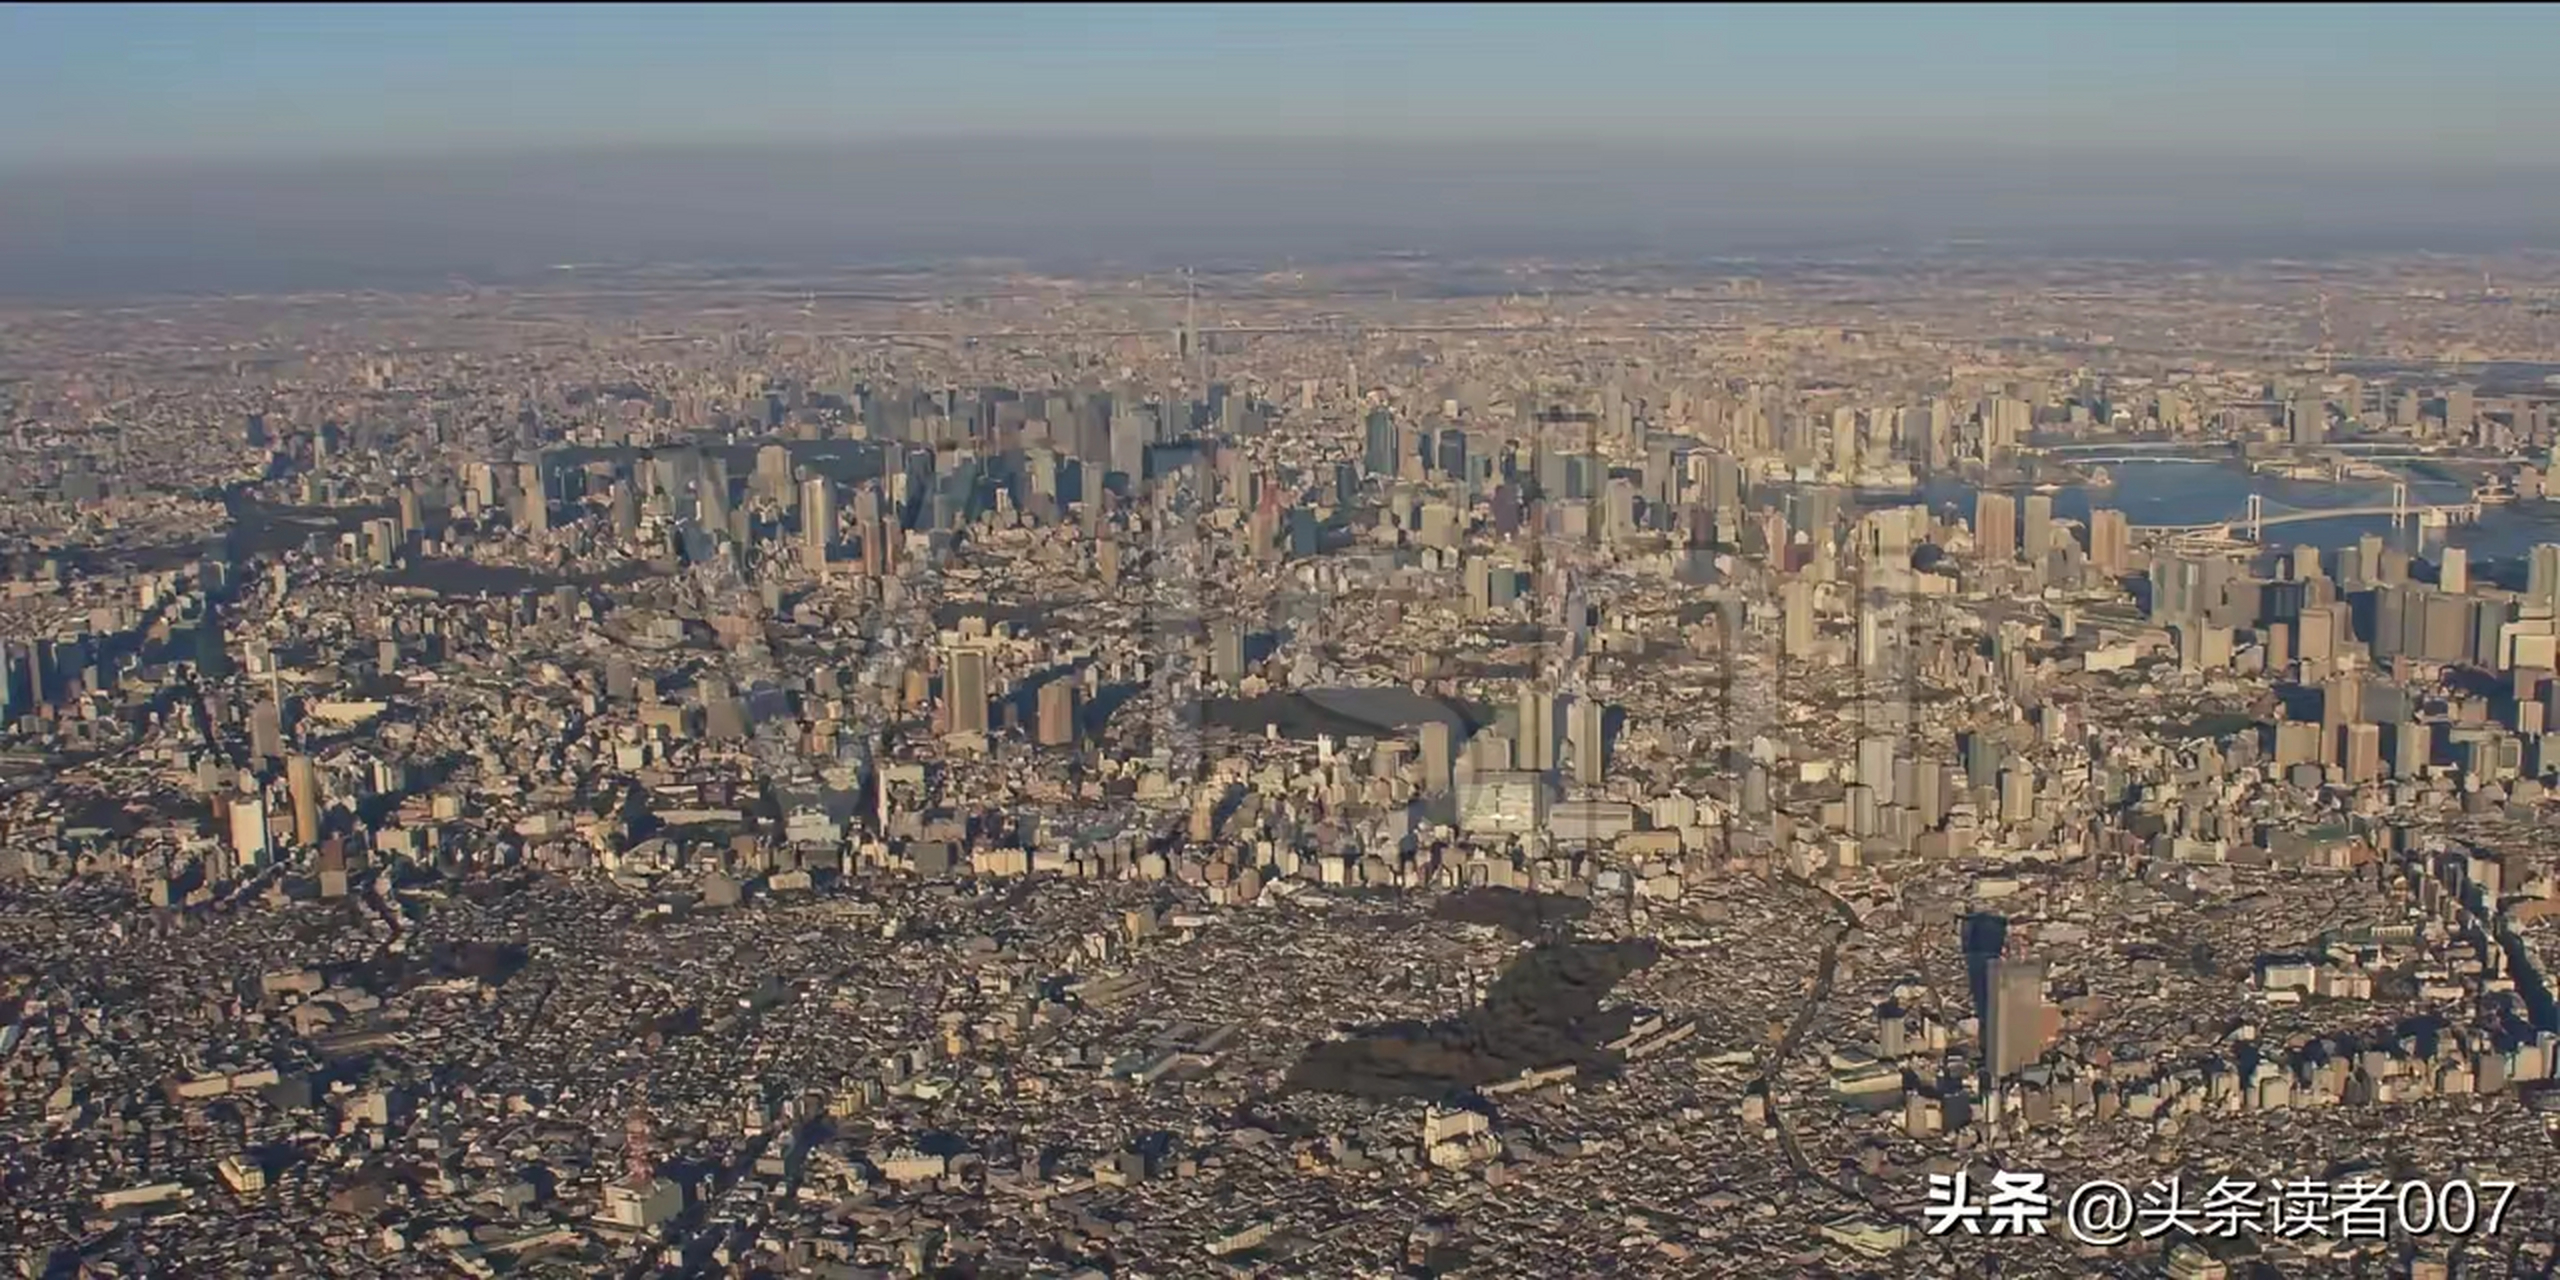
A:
[[2391, 482, 2408, 529], [2246, 493, 2264, 541]]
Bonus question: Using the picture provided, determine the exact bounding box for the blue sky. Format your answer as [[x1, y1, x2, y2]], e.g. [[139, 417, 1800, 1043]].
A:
[[4, 3, 2557, 169]]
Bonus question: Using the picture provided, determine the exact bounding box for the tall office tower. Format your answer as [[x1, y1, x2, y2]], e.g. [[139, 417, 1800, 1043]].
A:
[[2448, 385, 2477, 436], [1110, 403, 1154, 482], [945, 646, 991, 740], [697, 457, 731, 535], [1398, 424, 1430, 483], [1782, 578, 1816, 658], [1210, 620, 1246, 682], [0, 644, 23, 725], [1602, 381, 1632, 440], [1532, 446, 1565, 501], [2022, 494, 2054, 567], [1026, 447, 1060, 505], [468, 460, 501, 515], [518, 462, 549, 536], [1998, 759, 2036, 825], [357, 517, 395, 568], [1213, 442, 1244, 506], [2372, 584, 2410, 659], [1287, 507, 1320, 559], [1603, 479, 1639, 545], [1249, 485, 1285, 561], [1919, 398, 1952, 467], [2530, 544, 2560, 614], [315, 838, 351, 899], [1705, 452, 1744, 514], [1961, 913, 2010, 1018], [1911, 759, 1949, 829], [1363, 408, 1399, 478], [2288, 395, 2327, 446], [2423, 592, 2469, 663], [2323, 671, 2365, 737], [2290, 544, 2324, 582], [610, 481, 640, 540], [1732, 393, 1771, 455], [1857, 504, 1917, 568], [2472, 598, 2510, 669], [1563, 452, 1598, 501], [1831, 406, 1860, 475], [1036, 681, 1077, 748], [801, 476, 837, 573], [2086, 508, 2130, 578], [2354, 533, 2386, 587], [1419, 720, 1455, 797], [1567, 698, 1607, 789], [2393, 720, 2429, 778], [1983, 957, 2052, 1082], [1985, 396, 2033, 455], [1859, 735, 1898, 805], [1973, 492, 2017, 563], [1856, 608, 1892, 674], [250, 700, 284, 762], [755, 444, 794, 506], [287, 754, 322, 847], [1464, 558, 1495, 617], [2342, 722, 2384, 783], [2394, 389, 2422, 429], [1645, 437, 1683, 508], [853, 511, 885, 577], [2295, 606, 2339, 666], [1894, 405, 1927, 466], [397, 486, 425, 542], [229, 795, 272, 871], [1437, 428, 1468, 481], [2440, 547, 2470, 596], [1515, 686, 1558, 773]]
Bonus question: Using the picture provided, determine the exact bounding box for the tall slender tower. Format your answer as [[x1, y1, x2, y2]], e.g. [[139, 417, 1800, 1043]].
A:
[[286, 754, 322, 847], [1186, 266, 1208, 392], [625, 1094, 653, 1188], [946, 645, 991, 740], [1973, 492, 2018, 563], [801, 475, 837, 573]]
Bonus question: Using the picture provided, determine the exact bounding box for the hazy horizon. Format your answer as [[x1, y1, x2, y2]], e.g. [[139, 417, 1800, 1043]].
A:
[[10, 5, 2560, 167], [6, 138, 2560, 299], [8, 4, 2560, 297]]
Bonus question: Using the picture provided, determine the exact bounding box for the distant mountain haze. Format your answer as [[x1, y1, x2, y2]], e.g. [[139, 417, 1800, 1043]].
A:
[[5, 140, 2559, 297]]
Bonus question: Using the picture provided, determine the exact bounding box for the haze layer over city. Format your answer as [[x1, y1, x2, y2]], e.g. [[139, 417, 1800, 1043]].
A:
[[8, 5, 2560, 1278]]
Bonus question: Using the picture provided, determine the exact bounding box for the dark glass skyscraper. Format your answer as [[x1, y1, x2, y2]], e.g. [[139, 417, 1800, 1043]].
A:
[[1362, 409, 1398, 478]]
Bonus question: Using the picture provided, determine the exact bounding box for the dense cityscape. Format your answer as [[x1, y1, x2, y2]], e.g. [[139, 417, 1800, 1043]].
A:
[[0, 246, 2557, 1277]]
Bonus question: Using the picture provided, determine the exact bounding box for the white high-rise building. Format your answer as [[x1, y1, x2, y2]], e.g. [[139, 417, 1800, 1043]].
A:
[[229, 796, 272, 871]]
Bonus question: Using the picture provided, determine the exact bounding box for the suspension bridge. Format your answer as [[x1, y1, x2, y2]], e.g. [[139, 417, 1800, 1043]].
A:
[[2065, 455, 2224, 466], [2133, 484, 2483, 539]]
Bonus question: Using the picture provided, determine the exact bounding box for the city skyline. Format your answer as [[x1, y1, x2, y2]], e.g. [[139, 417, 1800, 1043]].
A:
[[9, 7, 2560, 1274]]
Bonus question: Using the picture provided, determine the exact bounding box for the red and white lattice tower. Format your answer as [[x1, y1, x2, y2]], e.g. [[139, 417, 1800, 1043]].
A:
[[624, 1093, 653, 1188]]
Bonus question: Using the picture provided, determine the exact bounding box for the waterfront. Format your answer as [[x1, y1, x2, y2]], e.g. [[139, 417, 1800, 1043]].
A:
[[1935, 460, 2560, 565]]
